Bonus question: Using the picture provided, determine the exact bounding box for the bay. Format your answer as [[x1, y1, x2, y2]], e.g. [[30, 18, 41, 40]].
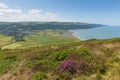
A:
[[70, 26, 120, 40]]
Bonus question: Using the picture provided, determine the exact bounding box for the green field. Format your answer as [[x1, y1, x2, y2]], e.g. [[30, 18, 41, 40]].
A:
[[0, 30, 80, 49], [0, 34, 13, 42], [0, 34, 14, 47], [1, 43, 22, 50], [24, 30, 79, 44]]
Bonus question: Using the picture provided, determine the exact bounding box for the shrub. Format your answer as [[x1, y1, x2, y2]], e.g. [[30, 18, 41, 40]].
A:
[[113, 56, 120, 62], [0, 58, 18, 74], [58, 60, 91, 74], [26, 61, 36, 68], [52, 50, 71, 61], [0, 52, 6, 59], [96, 72, 103, 80], [38, 60, 59, 67], [52, 49, 92, 62], [64, 49, 93, 65], [112, 53, 120, 62], [77, 49, 93, 61], [32, 71, 47, 80], [58, 60, 79, 74]]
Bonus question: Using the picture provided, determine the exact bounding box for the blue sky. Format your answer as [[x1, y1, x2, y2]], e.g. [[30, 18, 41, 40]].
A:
[[0, 0, 120, 25]]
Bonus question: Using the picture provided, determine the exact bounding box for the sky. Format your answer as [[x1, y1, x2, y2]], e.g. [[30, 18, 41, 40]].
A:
[[0, 0, 120, 25]]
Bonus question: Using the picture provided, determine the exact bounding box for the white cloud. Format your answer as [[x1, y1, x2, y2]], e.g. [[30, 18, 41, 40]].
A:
[[0, 3, 8, 9], [28, 9, 42, 14], [0, 3, 69, 22]]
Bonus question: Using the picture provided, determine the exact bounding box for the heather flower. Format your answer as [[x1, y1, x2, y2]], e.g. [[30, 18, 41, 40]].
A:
[[58, 60, 79, 74], [58, 59, 91, 74]]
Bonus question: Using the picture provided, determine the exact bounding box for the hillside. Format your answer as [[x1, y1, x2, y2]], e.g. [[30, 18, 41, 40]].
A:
[[0, 22, 119, 80], [0, 38, 120, 80], [0, 0, 119, 80]]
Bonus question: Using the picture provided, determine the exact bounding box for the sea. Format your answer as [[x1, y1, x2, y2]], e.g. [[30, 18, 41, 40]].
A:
[[70, 26, 120, 40]]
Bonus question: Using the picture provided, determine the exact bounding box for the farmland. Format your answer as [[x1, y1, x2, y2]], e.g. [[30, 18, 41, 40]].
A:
[[0, 30, 80, 49]]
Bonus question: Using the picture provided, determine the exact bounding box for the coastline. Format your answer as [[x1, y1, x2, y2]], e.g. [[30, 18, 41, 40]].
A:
[[69, 26, 120, 40], [69, 30, 84, 41]]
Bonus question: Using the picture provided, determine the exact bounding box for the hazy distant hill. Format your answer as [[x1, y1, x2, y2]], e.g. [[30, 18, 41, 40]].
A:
[[0, 22, 102, 31]]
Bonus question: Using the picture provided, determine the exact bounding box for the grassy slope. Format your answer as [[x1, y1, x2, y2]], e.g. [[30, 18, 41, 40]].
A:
[[0, 34, 14, 47], [0, 38, 120, 80]]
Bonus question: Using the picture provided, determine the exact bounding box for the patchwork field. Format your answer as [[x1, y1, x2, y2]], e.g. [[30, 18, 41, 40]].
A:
[[0, 30, 80, 49]]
